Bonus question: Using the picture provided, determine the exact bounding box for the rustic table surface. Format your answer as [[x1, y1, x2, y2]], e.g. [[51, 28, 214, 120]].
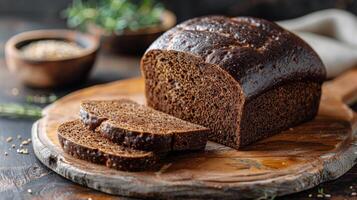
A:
[[0, 17, 355, 200]]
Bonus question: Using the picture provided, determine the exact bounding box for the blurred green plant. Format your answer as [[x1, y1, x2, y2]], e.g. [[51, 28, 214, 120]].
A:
[[0, 103, 42, 119], [63, 0, 165, 33]]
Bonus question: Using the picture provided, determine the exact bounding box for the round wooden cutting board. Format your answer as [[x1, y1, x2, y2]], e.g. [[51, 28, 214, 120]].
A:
[[32, 69, 357, 200]]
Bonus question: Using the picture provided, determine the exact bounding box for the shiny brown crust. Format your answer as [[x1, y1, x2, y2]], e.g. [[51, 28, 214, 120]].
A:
[[57, 120, 160, 171], [80, 99, 208, 152], [146, 16, 326, 99], [141, 16, 326, 149]]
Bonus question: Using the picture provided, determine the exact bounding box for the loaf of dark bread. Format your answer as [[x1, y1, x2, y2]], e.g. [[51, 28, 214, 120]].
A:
[[80, 99, 208, 152], [141, 16, 326, 149], [57, 120, 160, 171]]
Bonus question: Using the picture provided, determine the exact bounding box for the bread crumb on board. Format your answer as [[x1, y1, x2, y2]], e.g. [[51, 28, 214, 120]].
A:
[[6, 137, 13, 142]]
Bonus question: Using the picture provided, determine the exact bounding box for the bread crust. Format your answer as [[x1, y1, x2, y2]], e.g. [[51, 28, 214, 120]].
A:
[[147, 16, 326, 99], [80, 99, 208, 152], [58, 120, 160, 171]]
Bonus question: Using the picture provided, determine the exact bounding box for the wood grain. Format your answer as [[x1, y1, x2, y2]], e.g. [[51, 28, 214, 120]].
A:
[[32, 69, 357, 200]]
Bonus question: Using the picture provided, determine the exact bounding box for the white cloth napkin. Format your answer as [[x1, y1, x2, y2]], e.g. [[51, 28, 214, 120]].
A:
[[278, 9, 357, 78]]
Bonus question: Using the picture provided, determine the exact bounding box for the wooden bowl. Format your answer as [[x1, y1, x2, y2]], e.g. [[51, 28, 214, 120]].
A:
[[87, 10, 176, 55], [5, 29, 99, 88]]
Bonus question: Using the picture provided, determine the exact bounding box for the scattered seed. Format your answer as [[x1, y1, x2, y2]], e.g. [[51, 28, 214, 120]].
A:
[[317, 194, 323, 198], [324, 194, 331, 198], [308, 194, 312, 197], [11, 88, 19, 96], [12, 144, 16, 148], [21, 140, 30, 145], [352, 192, 357, 196], [350, 186, 353, 189], [22, 149, 29, 154], [4, 152, 8, 156], [17, 148, 29, 154], [6, 137, 13, 142], [17, 135, 22, 140], [20, 144, 23, 148], [27, 189, 32, 194], [156, 163, 172, 175]]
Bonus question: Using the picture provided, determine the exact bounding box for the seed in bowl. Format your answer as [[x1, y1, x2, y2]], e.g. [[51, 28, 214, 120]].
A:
[[21, 40, 84, 60]]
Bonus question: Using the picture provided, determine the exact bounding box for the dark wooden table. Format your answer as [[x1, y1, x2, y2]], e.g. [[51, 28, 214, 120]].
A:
[[0, 17, 356, 200]]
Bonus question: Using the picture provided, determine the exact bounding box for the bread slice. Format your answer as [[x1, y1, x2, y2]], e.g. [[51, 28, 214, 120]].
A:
[[79, 99, 208, 152], [57, 120, 160, 171]]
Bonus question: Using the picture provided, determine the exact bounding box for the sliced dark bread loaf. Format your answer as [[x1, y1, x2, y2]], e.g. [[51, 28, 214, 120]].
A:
[[80, 99, 208, 152], [141, 16, 326, 149], [57, 120, 160, 171]]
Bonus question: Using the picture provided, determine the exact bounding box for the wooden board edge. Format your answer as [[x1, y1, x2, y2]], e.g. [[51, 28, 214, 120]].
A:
[[32, 118, 357, 199], [42, 77, 144, 116]]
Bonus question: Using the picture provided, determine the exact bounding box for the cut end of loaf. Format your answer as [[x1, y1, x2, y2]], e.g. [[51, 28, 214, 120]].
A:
[[141, 50, 245, 148], [141, 49, 323, 149]]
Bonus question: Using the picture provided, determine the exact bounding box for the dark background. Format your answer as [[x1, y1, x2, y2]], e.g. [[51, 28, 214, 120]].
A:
[[0, 0, 356, 199], [1, 0, 357, 23]]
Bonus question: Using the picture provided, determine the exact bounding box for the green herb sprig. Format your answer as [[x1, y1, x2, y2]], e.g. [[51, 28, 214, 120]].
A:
[[26, 94, 57, 104], [63, 0, 164, 33], [0, 103, 42, 119]]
